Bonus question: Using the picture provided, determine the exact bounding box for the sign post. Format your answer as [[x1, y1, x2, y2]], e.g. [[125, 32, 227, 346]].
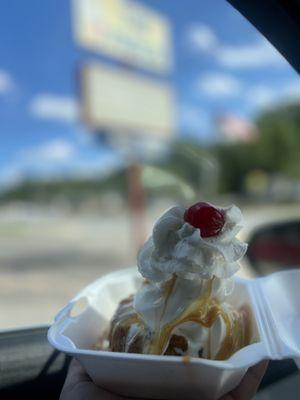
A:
[[72, 0, 175, 251], [127, 161, 146, 248]]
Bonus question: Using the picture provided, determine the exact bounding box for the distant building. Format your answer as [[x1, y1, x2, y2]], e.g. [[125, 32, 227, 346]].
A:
[[216, 113, 258, 143]]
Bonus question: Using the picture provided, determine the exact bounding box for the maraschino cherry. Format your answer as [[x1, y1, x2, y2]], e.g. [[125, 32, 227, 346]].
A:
[[184, 202, 225, 238]]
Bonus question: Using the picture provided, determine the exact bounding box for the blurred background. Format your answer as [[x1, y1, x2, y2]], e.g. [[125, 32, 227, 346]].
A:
[[1, 0, 300, 329]]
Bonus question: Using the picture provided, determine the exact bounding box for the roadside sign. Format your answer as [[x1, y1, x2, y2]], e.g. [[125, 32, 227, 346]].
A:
[[72, 0, 172, 73], [80, 62, 175, 136]]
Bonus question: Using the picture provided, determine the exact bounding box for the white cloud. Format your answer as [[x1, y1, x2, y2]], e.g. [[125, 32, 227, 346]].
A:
[[246, 86, 275, 108], [0, 70, 15, 93], [218, 38, 283, 69], [71, 155, 122, 179], [0, 138, 122, 190], [0, 165, 23, 191], [186, 24, 285, 69], [197, 72, 241, 97], [282, 81, 300, 102], [29, 94, 78, 123], [0, 140, 77, 188], [245, 79, 300, 111], [20, 139, 75, 164], [187, 24, 218, 52]]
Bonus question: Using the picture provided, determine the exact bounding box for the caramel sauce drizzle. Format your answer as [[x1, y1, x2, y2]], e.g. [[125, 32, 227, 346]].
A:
[[108, 277, 253, 360], [182, 355, 191, 364], [148, 276, 252, 360]]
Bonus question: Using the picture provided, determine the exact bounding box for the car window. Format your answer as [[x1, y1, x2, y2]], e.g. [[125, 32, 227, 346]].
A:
[[0, 0, 299, 329]]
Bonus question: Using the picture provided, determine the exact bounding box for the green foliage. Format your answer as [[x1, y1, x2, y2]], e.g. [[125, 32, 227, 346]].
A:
[[0, 140, 218, 205], [0, 170, 128, 205], [214, 102, 300, 193], [2, 101, 300, 203], [256, 108, 300, 178], [213, 141, 260, 193]]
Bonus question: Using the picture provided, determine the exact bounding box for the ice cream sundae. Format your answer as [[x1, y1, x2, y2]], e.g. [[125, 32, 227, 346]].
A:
[[107, 202, 253, 360]]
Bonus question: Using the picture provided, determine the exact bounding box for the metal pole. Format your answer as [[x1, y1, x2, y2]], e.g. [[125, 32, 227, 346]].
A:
[[126, 160, 147, 252]]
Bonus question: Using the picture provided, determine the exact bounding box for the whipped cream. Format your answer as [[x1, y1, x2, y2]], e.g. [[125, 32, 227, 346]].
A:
[[133, 204, 248, 357], [138, 205, 247, 283]]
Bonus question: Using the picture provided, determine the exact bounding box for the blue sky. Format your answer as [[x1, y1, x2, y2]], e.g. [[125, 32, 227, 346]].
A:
[[0, 0, 299, 189]]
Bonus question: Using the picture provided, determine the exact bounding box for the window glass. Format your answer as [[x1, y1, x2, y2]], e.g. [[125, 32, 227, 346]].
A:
[[1, 0, 299, 329]]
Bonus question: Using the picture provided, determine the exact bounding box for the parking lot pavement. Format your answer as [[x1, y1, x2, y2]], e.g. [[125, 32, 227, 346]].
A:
[[0, 211, 136, 328]]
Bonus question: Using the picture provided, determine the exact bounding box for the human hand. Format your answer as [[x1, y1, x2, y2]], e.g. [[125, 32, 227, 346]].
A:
[[220, 360, 268, 400], [60, 358, 268, 400], [60, 359, 133, 400]]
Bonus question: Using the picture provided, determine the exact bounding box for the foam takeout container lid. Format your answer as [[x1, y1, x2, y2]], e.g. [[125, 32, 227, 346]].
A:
[[48, 267, 300, 400]]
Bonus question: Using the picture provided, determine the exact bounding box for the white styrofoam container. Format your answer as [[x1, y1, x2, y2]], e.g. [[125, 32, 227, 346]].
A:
[[48, 267, 300, 400]]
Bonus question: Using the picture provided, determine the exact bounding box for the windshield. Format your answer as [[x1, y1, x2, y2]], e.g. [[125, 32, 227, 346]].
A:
[[1, 0, 299, 329]]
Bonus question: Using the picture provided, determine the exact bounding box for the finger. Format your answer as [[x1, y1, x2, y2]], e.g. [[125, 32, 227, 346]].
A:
[[63, 358, 91, 391], [222, 360, 269, 400], [66, 381, 126, 399], [61, 358, 135, 400]]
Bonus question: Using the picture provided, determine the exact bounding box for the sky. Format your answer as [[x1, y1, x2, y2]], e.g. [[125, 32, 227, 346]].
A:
[[0, 0, 299, 189]]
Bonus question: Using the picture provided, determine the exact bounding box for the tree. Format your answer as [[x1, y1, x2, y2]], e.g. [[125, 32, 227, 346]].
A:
[[256, 106, 300, 178], [213, 101, 300, 194]]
